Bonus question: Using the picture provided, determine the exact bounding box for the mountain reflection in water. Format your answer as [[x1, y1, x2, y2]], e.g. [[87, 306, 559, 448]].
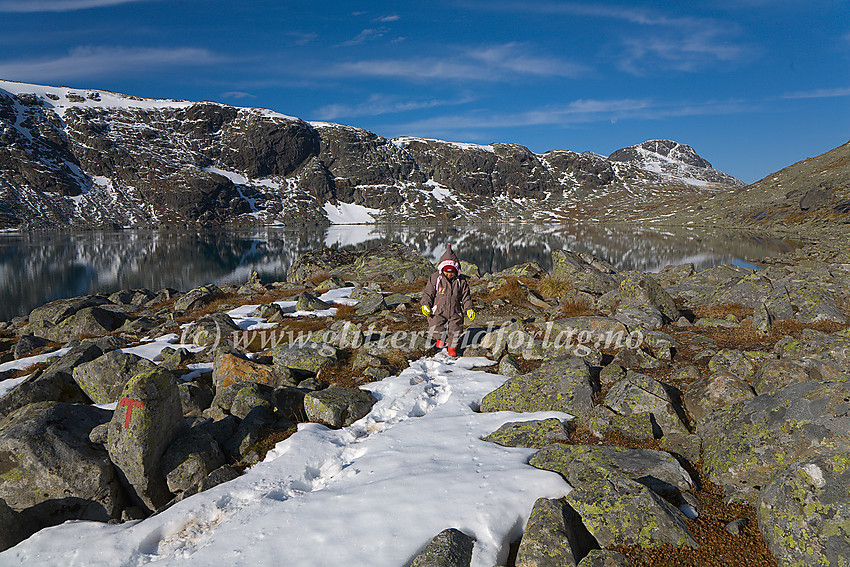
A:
[[0, 224, 797, 321]]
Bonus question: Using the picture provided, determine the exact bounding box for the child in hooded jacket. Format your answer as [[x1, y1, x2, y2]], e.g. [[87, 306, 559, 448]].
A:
[[420, 244, 475, 357]]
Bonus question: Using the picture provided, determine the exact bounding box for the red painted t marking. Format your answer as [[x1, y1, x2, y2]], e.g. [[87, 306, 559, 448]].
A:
[[118, 398, 145, 428]]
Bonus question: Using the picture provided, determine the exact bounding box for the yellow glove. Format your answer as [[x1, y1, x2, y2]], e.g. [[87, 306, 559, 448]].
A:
[[466, 309, 476, 321], [421, 305, 432, 317]]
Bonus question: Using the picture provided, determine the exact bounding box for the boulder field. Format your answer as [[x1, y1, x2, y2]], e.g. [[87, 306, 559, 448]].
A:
[[0, 240, 848, 566]]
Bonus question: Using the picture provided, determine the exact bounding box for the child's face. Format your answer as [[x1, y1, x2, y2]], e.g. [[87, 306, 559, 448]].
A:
[[442, 269, 456, 279]]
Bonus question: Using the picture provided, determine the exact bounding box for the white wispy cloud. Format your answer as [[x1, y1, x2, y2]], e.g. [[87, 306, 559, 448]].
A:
[[782, 86, 850, 99], [462, 2, 757, 74], [375, 14, 400, 22], [0, 46, 221, 82], [382, 97, 755, 138], [326, 42, 587, 82], [338, 27, 389, 47], [221, 91, 257, 100], [0, 0, 156, 12], [315, 93, 476, 120]]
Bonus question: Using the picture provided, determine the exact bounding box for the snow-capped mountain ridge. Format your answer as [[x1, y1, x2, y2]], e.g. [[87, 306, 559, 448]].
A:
[[0, 79, 744, 229]]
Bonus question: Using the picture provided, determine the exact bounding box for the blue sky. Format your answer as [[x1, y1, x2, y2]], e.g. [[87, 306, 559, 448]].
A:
[[0, 0, 848, 183]]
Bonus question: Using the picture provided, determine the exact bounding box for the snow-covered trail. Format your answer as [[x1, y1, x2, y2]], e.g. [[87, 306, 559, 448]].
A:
[[1, 356, 571, 567]]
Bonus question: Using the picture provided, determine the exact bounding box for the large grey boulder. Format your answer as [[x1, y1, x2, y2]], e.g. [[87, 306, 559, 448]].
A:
[[12, 334, 49, 360], [752, 357, 843, 394], [182, 313, 240, 346], [271, 343, 338, 376], [106, 367, 185, 512], [550, 250, 618, 294], [603, 372, 689, 436], [480, 356, 595, 418], [173, 284, 223, 312], [161, 429, 226, 495], [560, 461, 697, 549], [774, 330, 850, 364], [409, 528, 475, 567], [530, 443, 694, 499], [303, 386, 376, 428], [0, 337, 123, 419], [0, 402, 124, 528], [683, 369, 757, 423], [72, 350, 158, 404], [212, 350, 292, 390], [516, 497, 598, 567], [698, 376, 850, 503], [482, 418, 569, 449], [707, 349, 775, 381], [295, 291, 331, 311], [38, 306, 127, 343], [617, 271, 679, 322], [757, 453, 850, 567], [27, 294, 111, 329]]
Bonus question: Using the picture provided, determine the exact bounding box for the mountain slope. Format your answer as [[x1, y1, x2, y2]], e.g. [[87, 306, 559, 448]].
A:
[[0, 80, 745, 229]]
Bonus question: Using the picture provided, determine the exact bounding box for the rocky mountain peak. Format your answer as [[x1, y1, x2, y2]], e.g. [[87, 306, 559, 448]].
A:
[[0, 79, 747, 229]]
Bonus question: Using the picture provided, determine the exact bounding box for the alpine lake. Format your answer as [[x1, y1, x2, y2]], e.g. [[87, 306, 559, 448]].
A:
[[0, 224, 800, 321]]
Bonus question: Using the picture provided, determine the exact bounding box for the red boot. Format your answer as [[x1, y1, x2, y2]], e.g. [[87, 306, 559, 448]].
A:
[[447, 347, 457, 357], [436, 339, 444, 348]]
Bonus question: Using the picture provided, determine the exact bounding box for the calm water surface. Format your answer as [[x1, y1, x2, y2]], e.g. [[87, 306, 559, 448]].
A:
[[0, 224, 797, 321]]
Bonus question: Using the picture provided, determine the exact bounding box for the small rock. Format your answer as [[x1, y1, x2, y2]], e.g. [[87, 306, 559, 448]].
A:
[[410, 528, 475, 567]]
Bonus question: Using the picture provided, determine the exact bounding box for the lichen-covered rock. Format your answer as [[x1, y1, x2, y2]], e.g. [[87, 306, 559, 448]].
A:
[[38, 306, 127, 342], [708, 349, 776, 381], [0, 338, 116, 419], [27, 294, 111, 328], [617, 271, 679, 322], [72, 350, 158, 404], [550, 250, 618, 294], [270, 343, 338, 377], [161, 430, 225, 495], [498, 354, 523, 377], [229, 382, 275, 419], [479, 357, 594, 419], [643, 331, 678, 361], [182, 312, 240, 346], [752, 358, 843, 394], [303, 386, 376, 427], [0, 402, 123, 527], [561, 462, 697, 549], [604, 372, 688, 436], [659, 433, 703, 469], [575, 549, 629, 567], [530, 443, 694, 498], [178, 380, 215, 417], [173, 284, 223, 312], [588, 406, 658, 440], [410, 527, 475, 567], [773, 330, 850, 364], [516, 498, 598, 567], [758, 453, 850, 567], [295, 291, 331, 311], [354, 293, 387, 316], [482, 418, 569, 449], [12, 334, 49, 360], [683, 369, 757, 422], [698, 376, 850, 503], [106, 366, 185, 511], [213, 351, 290, 390], [614, 305, 665, 331]]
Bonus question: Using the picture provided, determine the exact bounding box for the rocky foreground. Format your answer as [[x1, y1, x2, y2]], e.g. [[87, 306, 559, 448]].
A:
[[0, 241, 848, 566]]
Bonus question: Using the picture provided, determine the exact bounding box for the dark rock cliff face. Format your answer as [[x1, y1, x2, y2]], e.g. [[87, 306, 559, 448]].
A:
[[0, 82, 748, 229]]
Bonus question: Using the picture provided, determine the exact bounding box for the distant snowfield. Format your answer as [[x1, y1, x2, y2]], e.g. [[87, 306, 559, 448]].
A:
[[2, 356, 571, 567]]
